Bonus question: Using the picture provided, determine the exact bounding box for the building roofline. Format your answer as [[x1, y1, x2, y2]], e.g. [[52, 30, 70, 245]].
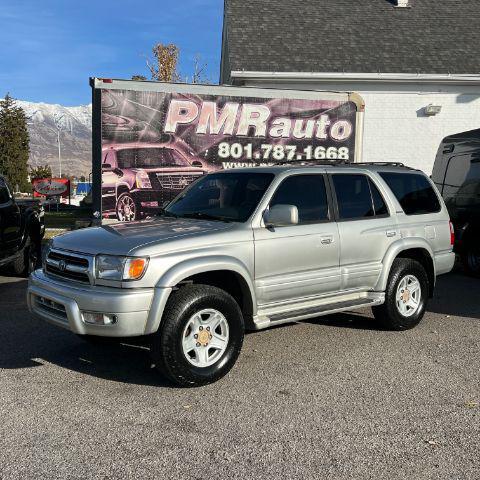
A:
[[230, 71, 480, 85]]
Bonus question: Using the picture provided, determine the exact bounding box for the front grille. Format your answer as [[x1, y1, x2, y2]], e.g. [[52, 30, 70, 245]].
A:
[[48, 251, 88, 268], [44, 250, 91, 284], [156, 173, 202, 190], [45, 264, 90, 282], [34, 295, 67, 320]]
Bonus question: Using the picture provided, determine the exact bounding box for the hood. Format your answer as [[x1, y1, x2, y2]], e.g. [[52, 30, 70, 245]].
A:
[[51, 217, 233, 256]]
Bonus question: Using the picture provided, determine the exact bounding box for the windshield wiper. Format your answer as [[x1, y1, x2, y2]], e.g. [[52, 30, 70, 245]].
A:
[[180, 212, 232, 223]]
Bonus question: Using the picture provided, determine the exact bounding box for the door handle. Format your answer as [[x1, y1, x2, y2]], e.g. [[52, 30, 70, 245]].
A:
[[320, 235, 334, 245], [386, 230, 397, 237]]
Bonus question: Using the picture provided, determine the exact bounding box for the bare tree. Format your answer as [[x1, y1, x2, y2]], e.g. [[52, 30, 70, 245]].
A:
[[190, 54, 210, 84]]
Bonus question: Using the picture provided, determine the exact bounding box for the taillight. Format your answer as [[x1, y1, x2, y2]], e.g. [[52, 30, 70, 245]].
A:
[[449, 221, 455, 246]]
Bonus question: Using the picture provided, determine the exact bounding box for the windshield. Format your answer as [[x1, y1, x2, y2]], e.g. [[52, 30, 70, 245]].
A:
[[116, 147, 190, 168], [165, 172, 274, 222]]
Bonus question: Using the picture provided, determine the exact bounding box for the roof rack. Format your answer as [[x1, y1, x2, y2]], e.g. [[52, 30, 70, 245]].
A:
[[353, 162, 405, 167], [352, 162, 418, 171], [251, 160, 417, 170], [271, 159, 347, 166]]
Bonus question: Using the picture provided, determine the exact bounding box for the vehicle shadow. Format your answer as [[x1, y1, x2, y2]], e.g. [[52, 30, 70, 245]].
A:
[[428, 270, 480, 319], [282, 270, 480, 331], [1, 270, 478, 385], [0, 276, 171, 387]]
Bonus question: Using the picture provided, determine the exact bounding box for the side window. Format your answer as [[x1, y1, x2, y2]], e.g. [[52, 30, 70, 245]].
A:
[[368, 178, 388, 216], [270, 174, 329, 224], [332, 174, 374, 219], [0, 179, 11, 204], [444, 155, 480, 204], [104, 151, 117, 168], [379, 172, 441, 215]]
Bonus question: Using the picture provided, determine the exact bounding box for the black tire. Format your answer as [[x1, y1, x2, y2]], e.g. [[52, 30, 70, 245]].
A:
[[461, 239, 480, 278], [11, 238, 40, 277], [372, 258, 429, 331], [151, 284, 245, 387], [116, 192, 141, 222]]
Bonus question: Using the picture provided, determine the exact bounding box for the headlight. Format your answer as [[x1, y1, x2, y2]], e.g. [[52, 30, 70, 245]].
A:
[[135, 170, 152, 189], [95, 255, 149, 281]]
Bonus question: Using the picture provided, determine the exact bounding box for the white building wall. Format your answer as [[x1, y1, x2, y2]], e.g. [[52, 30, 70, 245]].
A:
[[242, 80, 480, 174]]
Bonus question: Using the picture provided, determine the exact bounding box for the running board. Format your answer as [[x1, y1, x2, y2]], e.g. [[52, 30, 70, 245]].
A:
[[252, 293, 384, 330]]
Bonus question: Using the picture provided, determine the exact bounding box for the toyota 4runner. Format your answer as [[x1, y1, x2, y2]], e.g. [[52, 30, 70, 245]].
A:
[[28, 164, 455, 386]]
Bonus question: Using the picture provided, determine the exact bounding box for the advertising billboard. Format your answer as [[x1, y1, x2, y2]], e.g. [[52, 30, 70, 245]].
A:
[[92, 79, 362, 222]]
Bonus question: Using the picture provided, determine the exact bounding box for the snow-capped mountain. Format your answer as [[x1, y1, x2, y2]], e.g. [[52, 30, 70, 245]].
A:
[[17, 100, 92, 178]]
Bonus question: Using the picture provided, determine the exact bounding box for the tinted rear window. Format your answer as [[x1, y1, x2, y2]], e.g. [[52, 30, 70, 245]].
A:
[[332, 174, 374, 219], [380, 172, 441, 215], [369, 179, 388, 216]]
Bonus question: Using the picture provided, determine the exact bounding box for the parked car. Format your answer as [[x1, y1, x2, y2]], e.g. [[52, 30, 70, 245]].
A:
[[0, 176, 44, 276], [28, 164, 454, 386], [101, 142, 213, 221], [431, 128, 480, 277]]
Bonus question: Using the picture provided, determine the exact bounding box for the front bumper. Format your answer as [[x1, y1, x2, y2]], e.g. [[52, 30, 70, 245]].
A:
[[27, 270, 172, 337]]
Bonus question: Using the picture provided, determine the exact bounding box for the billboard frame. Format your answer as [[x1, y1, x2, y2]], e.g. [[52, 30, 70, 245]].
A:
[[90, 77, 365, 223]]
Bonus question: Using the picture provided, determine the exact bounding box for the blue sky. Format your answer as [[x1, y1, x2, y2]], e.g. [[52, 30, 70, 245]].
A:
[[0, 0, 223, 106]]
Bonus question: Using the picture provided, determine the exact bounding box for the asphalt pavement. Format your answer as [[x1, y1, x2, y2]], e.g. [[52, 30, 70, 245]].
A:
[[0, 270, 479, 479]]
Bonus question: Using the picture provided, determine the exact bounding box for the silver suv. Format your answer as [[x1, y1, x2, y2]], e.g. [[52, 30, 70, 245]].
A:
[[28, 164, 455, 386]]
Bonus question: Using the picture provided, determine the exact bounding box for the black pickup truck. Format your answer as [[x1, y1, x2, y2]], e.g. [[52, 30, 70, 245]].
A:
[[0, 175, 44, 276]]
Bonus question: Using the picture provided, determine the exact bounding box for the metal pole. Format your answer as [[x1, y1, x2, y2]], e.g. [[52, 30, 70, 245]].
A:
[[57, 129, 62, 177]]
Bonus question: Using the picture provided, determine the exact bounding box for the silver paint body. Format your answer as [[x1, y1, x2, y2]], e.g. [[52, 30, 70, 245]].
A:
[[28, 165, 455, 336]]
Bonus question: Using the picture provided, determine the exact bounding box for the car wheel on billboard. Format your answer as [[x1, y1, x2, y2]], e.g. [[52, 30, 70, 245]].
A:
[[116, 192, 140, 222]]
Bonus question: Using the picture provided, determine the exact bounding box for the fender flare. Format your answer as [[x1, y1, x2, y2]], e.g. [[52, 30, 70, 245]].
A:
[[146, 256, 257, 334], [158, 255, 256, 304], [115, 182, 133, 198], [19, 209, 41, 250], [375, 237, 435, 292]]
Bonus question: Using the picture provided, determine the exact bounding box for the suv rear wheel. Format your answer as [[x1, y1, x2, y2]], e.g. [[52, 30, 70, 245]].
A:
[[151, 285, 245, 387], [372, 258, 429, 330]]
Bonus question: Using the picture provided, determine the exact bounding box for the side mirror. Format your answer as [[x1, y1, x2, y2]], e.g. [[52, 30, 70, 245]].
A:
[[264, 204, 299, 227], [102, 163, 112, 171], [191, 160, 203, 168]]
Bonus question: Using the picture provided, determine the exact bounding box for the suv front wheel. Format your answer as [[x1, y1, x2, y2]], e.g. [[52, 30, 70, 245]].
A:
[[116, 192, 140, 222], [373, 258, 429, 330], [151, 285, 245, 387]]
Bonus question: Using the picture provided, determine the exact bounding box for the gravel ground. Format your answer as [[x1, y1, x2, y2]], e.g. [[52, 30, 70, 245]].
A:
[[0, 271, 479, 479]]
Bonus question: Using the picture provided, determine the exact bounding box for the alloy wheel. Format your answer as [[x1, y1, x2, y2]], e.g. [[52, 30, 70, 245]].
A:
[[395, 274, 422, 317], [117, 195, 136, 222], [181, 309, 229, 368]]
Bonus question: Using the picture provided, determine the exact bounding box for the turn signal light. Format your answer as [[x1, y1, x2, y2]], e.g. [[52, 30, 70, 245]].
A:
[[126, 258, 148, 280]]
